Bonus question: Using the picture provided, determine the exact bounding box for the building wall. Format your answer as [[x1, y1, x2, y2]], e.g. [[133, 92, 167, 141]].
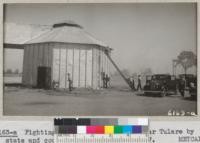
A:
[[52, 43, 109, 89], [22, 43, 53, 87], [22, 42, 110, 89]]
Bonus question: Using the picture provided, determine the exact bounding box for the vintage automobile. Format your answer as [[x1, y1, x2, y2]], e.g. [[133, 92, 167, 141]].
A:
[[177, 74, 197, 99], [143, 74, 177, 97]]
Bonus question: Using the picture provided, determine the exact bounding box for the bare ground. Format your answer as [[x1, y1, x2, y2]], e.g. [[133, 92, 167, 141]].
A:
[[3, 87, 197, 116]]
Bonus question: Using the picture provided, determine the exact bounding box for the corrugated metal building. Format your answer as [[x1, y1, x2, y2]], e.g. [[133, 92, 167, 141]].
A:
[[22, 21, 111, 89]]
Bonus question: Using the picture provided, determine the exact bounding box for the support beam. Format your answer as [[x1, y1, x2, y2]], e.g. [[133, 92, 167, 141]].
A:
[[104, 50, 132, 89]]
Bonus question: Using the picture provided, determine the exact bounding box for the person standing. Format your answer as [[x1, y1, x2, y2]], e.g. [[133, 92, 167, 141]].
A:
[[130, 76, 135, 91], [102, 72, 106, 88], [179, 76, 186, 97], [137, 75, 142, 91], [105, 74, 110, 88], [68, 73, 73, 91]]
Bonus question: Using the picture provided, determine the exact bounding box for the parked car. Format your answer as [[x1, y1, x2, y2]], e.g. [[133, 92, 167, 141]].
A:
[[143, 74, 177, 97], [177, 74, 197, 99]]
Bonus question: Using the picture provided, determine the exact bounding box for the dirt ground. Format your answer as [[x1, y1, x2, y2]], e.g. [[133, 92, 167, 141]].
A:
[[3, 86, 197, 116]]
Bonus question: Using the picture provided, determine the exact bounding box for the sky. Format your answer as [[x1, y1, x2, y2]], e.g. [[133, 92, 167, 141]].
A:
[[4, 3, 197, 74]]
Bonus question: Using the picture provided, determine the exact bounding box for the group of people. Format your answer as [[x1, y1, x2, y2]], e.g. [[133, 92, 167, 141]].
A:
[[54, 72, 110, 92], [68, 72, 111, 91], [128, 75, 142, 91], [102, 72, 110, 89], [54, 72, 142, 92]]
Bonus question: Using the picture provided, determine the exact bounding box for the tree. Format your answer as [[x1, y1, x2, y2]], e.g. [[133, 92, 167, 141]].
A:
[[176, 51, 197, 75]]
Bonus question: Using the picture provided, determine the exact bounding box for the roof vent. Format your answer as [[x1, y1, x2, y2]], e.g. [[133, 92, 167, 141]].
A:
[[53, 20, 83, 29]]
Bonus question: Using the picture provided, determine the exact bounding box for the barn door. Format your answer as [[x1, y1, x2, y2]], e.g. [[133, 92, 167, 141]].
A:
[[37, 66, 51, 89]]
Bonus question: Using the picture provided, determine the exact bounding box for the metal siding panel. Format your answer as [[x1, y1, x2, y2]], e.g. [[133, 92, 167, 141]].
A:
[[86, 49, 92, 88], [22, 46, 28, 85], [107, 53, 110, 77], [91, 48, 94, 88], [26, 46, 31, 85], [80, 49, 86, 87], [36, 45, 40, 86], [65, 48, 68, 89], [85, 49, 87, 88], [103, 50, 107, 74], [22, 47, 25, 84], [78, 49, 81, 87], [73, 49, 79, 88], [98, 48, 101, 88], [42, 44, 45, 66], [31, 45, 35, 86], [43, 43, 48, 67], [59, 48, 66, 88], [49, 43, 53, 84], [38, 44, 43, 67], [29, 45, 33, 86], [58, 46, 61, 87], [30, 45, 34, 86], [96, 48, 99, 89], [52, 47, 60, 83], [67, 49, 73, 89], [24, 47, 29, 85], [106, 53, 108, 75], [33, 45, 38, 86], [93, 48, 98, 89], [100, 48, 104, 87], [72, 48, 75, 86]]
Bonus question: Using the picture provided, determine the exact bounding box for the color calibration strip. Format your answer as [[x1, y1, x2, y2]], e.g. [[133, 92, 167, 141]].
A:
[[54, 118, 148, 134], [54, 118, 149, 143]]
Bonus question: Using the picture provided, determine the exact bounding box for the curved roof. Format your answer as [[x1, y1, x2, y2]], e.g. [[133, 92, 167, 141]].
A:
[[25, 21, 108, 47]]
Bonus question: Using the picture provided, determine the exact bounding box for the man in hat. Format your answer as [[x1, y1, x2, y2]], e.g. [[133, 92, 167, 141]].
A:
[[104, 74, 110, 88], [129, 76, 135, 91], [137, 75, 142, 91]]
